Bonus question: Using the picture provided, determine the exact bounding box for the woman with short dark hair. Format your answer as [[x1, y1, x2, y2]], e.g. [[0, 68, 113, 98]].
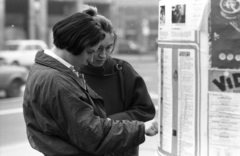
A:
[[23, 11, 158, 156]]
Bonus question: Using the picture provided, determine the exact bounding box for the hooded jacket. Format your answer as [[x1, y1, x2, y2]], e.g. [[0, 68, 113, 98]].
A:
[[23, 50, 146, 156], [80, 56, 156, 156]]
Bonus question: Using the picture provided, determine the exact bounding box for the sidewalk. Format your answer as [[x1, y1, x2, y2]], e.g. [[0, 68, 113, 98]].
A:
[[139, 111, 159, 156], [0, 140, 159, 156], [139, 134, 158, 156]]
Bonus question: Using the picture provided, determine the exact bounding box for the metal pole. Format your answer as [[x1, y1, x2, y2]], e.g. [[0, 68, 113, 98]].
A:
[[39, 0, 47, 42], [0, 0, 5, 49], [29, 0, 35, 39]]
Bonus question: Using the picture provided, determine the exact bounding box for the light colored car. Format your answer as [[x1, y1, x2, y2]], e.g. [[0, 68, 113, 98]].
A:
[[117, 40, 145, 54], [0, 40, 48, 67], [0, 62, 28, 98]]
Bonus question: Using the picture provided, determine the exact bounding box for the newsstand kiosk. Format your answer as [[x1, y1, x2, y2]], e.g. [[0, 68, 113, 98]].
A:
[[157, 0, 240, 156]]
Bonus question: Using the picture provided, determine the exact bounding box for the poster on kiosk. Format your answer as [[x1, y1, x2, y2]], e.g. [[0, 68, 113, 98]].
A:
[[157, 0, 240, 156]]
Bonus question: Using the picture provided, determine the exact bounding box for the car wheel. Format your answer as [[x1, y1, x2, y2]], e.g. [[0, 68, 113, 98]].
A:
[[6, 79, 24, 98]]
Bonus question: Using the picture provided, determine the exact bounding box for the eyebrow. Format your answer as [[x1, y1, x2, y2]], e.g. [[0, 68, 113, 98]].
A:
[[99, 43, 113, 48], [106, 44, 114, 47], [88, 49, 95, 53]]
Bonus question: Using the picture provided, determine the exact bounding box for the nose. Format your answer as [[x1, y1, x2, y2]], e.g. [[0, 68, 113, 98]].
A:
[[99, 49, 107, 58], [88, 53, 94, 63]]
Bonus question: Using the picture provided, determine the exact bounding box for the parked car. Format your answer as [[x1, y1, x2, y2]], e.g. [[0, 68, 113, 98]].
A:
[[0, 61, 28, 97], [117, 40, 145, 54], [0, 40, 48, 68]]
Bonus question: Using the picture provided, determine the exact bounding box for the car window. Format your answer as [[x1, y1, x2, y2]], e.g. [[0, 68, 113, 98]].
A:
[[25, 45, 36, 50], [35, 45, 43, 50], [2, 44, 19, 51]]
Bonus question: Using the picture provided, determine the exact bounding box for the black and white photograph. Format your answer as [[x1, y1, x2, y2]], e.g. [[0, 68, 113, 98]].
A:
[[160, 5, 166, 25], [172, 4, 186, 24]]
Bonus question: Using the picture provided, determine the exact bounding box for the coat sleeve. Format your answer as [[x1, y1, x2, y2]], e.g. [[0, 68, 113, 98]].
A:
[[109, 62, 156, 122], [48, 80, 145, 155]]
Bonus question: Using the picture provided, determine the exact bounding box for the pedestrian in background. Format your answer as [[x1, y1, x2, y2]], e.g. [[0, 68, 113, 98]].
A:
[[23, 11, 158, 156], [80, 6, 156, 156]]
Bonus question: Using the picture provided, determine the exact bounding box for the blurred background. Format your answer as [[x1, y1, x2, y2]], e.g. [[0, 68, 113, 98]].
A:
[[0, 0, 160, 156], [0, 0, 160, 98], [0, 0, 159, 54]]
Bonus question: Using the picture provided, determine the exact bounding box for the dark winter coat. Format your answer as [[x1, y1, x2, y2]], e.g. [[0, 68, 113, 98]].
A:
[[23, 50, 146, 156], [80, 56, 156, 156]]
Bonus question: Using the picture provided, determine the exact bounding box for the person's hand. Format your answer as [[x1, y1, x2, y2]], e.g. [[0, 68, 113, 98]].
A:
[[144, 120, 158, 136]]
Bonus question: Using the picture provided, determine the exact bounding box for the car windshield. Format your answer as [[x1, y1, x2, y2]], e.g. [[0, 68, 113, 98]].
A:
[[2, 44, 19, 51]]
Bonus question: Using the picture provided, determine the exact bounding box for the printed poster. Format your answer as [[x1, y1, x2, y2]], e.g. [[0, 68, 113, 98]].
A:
[[210, 0, 240, 69], [208, 69, 240, 156], [209, 0, 240, 155], [177, 49, 196, 156], [162, 48, 173, 153]]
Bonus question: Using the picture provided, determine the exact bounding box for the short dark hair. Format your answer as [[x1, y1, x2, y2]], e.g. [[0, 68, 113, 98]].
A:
[[83, 6, 117, 53], [52, 12, 105, 55]]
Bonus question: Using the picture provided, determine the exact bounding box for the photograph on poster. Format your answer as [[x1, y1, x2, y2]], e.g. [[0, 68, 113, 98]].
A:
[[211, 0, 240, 69], [172, 4, 186, 24], [160, 6, 166, 25]]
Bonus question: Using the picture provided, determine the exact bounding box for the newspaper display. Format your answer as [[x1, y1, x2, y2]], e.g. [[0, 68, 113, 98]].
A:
[[158, 0, 240, 156], [158, 0, 206, 41], [162, 48, 173, 153], [177, 49, 196, 156]]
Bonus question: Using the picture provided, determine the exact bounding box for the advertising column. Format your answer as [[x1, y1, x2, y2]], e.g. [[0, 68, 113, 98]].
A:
[[157, 0, 240, 156], [157, 0, 209, 156]]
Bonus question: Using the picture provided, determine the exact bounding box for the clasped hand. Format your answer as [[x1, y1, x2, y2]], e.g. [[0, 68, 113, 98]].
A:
[[144, 120, 158, 136]]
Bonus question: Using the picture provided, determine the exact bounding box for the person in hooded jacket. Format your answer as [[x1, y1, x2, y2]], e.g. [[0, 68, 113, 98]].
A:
[[23, 11, 158, 156], [80, 6, 156, 156]]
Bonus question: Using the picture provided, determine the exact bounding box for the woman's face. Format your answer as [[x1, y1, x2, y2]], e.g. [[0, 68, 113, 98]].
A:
[[89, 32, 115, 67], [72, 42, 101, 71]]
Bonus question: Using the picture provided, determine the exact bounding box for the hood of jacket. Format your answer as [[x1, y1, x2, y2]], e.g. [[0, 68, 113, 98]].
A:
[[35, 50, 78, 79]]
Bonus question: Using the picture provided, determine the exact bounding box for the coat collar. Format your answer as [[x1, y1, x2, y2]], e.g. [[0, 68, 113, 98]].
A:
[[35, 50, 103, 100], [35, 50, 86, 90]]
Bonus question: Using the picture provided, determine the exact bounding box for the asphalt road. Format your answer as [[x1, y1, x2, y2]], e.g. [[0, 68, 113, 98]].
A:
[[0, 54, 159, 156]]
